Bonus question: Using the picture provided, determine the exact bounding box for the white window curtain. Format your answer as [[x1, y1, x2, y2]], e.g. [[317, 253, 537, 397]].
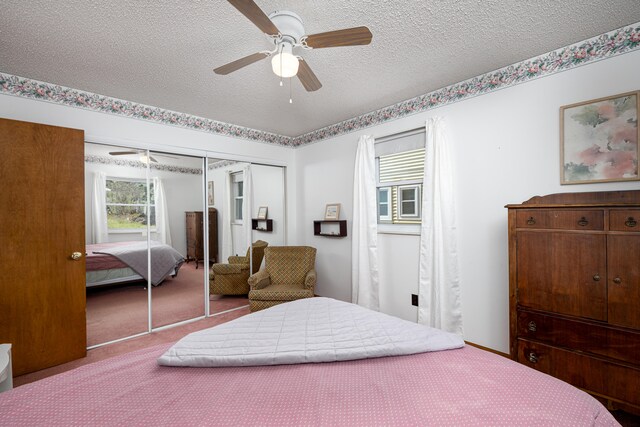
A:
[[418, 117, 463, 335], [153, 177, 172, 246], [221, 170, 234, 262], [351, 135, 380, 311], [91, 171, 108, 244], [242, 164, 253, 271]]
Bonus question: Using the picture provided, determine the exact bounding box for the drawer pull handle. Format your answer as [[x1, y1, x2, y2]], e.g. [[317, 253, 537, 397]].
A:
[[625, 217, 637, 228], [577, 217, 589, 226], [527, 321, 537, 332], [528, 352, 538, 364], [593, 274, 600, 282], [613, 277, 622, 284], [526, 217, 536, 225]]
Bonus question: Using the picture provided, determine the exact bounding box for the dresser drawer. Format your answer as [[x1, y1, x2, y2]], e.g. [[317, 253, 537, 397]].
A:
[[610, 209, 640, 232], [517, 309, 640, 366], [516, 209, 604, 230], [517, 339, 640, 407]]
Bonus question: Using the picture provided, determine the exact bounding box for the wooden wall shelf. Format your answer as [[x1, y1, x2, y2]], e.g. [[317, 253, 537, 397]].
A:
[[252, 218, 273, 232], [314, 220, 347, 237]]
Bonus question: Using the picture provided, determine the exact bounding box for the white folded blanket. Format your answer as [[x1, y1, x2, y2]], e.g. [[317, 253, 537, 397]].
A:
[[158, 297, 464, 367]]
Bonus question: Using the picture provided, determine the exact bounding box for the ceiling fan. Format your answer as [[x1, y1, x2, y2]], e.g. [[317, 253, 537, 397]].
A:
[[214, 0, 373, 93], [109, 150, 178, 164]]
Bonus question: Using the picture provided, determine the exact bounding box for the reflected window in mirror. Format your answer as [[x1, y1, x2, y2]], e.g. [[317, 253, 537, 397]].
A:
[[232, 172, 243, 223], [106, 177, 155, 231]]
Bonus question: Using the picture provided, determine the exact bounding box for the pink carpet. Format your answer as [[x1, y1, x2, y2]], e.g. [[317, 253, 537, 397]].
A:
[[87, 262, 248, 346], [14, 307, 249, 387]]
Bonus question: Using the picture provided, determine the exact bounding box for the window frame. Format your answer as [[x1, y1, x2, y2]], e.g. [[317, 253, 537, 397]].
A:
[[375, 145, 425, 227], [377, 187, 392, 222], [397, 184, 421, 220], [105, 176, 156, 233], [232, 172, 244, 224]]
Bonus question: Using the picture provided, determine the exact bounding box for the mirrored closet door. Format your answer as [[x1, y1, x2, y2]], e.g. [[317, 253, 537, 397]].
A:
[[206, 159, 251, 314], [84, 142, 151, 347], [206, 160, 287, 315], [84, 143, 287, 347], [150, 150, 206, 329]]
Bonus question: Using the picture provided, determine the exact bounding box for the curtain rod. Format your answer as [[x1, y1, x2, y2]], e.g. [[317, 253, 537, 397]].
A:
[[374, 125, 425, 144]]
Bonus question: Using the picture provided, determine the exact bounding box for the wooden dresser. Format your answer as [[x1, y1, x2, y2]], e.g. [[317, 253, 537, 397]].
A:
[[185, 208, 218, 268], [507, 190, 640, 413]]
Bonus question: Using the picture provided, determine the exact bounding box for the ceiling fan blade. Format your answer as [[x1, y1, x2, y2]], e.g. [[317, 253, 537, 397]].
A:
[[297, 59, 322, 92], [304, 26, 373, 49], [214, 52, 270, 75], [149, 156, 159, 163], [227, 0, 279, 35], [109, 151, 140, 156], [153, 153, 179, 159]]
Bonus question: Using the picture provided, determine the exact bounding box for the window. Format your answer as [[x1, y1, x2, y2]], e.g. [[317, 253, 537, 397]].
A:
[[398, 184, 421, 219], [106, 178, 155, 230], [376, 145, 425, 225], [377, 187, 391, 221], [232, 172, 243, 222]]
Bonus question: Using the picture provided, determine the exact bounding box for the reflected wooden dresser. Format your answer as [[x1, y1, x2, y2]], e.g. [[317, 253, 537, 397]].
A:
[[185, 208, 218, 268], [507, 190, 640, 413]]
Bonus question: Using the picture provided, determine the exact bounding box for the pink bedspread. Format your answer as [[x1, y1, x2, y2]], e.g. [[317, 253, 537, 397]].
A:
[[0, 344, 617, 426], [86, 242, 132, 271]]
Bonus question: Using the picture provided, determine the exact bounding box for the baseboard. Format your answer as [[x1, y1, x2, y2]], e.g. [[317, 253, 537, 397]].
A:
[[465, 341, 510, 358]]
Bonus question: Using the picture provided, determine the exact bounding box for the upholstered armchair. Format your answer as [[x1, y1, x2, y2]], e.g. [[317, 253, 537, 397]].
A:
[[248, 246, 317, 312], [209, 240, 268, 296]]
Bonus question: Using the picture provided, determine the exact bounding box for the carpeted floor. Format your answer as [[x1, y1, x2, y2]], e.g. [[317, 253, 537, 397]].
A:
[[86, 262, 248, 346], [14, 307, 249, 387]]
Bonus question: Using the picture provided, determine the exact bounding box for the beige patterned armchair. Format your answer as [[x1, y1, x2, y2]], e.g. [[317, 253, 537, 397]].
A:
[[248, 246, 317, 312], [209, 240, 268, 296]]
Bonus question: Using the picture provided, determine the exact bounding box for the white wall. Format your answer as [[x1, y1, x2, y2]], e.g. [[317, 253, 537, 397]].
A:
[[208, 163, 287, 264], [250, 164, 286, 247], [294, 50, 640, 352]]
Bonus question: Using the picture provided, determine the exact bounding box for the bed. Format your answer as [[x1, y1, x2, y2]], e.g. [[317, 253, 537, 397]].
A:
[[85, 241, 185, 287], [0, 298, 618, 426]]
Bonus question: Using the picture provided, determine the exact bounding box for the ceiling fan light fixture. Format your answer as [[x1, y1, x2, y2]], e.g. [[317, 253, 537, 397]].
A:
[[271, 44, 299, 78]]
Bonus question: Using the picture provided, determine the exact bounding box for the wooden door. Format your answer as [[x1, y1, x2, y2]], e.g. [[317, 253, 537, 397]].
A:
[[608, 235, 640, 329], [517, 231, 606, 321], [0, 118, 86, 376]]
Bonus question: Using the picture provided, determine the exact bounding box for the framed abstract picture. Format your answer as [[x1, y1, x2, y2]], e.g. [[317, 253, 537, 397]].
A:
[[560, 91, 639, 184]]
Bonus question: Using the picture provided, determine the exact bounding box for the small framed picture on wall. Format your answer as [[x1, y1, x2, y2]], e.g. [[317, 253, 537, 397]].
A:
[[257, 206, 268, 219], [324, 203, 340, 220]]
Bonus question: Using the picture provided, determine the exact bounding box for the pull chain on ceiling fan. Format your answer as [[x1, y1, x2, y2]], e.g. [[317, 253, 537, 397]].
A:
[[214, 0, 373, 95]]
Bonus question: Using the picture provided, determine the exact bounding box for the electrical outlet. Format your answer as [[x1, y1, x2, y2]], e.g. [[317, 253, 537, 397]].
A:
[[411, 294, 418, 307]]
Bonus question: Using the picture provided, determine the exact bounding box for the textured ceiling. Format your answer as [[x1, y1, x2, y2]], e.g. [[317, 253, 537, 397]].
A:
[[1, 1, 639, 137]]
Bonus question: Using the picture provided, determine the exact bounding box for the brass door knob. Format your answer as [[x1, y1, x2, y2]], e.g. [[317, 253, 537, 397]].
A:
[[613, 277, 622, 284], [528, 352, 538, 363], [592, 274, 601, 282], [70, 252, 82, 260]]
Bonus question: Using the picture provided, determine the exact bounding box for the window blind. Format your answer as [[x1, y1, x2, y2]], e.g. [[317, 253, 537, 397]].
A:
[[378, 148, 425, 183]]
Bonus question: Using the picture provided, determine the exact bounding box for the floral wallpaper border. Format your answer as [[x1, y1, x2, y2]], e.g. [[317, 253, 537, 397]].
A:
[[2, 22, 639, 148], [85, 154, 203, 175], [291, 22, 640, 146], [208, 159, 238, 170]]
